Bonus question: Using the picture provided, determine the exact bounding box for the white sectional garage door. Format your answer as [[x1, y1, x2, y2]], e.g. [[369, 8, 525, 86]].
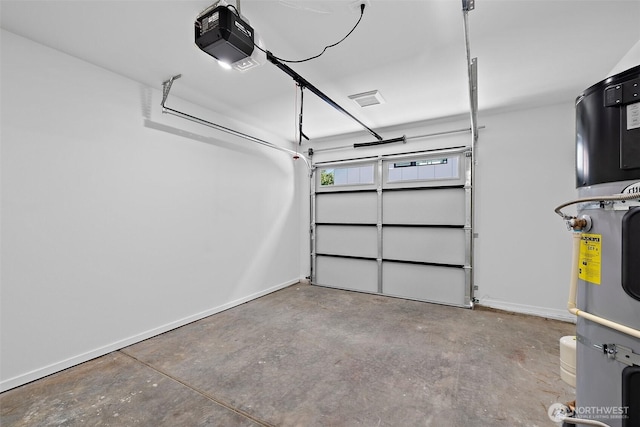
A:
[[311, 148, 473, 307]]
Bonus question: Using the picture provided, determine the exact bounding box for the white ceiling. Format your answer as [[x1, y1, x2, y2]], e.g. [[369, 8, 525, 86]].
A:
[[2, 0, 639, 143]]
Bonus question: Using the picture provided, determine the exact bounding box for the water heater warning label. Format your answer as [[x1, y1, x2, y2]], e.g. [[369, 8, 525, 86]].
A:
[[579, 234, 601, 285], [628, 103, 640, 130]]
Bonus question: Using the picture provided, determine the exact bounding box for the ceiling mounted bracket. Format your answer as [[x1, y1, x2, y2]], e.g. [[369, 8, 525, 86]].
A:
[[162, 74, 182, 106], [160, 74, 311, 170], [267, 51, 383, 141]]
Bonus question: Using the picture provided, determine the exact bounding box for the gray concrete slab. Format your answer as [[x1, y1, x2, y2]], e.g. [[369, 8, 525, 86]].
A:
[[0, 352, 262, 426], [1, 284, 575, 426]]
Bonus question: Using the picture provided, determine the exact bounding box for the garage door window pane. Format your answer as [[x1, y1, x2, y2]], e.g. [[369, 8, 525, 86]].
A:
[[388, 157, 459, 182], [320, 165, 375, 186]]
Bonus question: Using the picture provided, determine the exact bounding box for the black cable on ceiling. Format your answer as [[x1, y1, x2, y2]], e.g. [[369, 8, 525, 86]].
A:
[[228, 3, 366, 64]]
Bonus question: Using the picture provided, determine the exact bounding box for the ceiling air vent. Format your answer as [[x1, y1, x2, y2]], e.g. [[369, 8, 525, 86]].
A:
[[348, 90, 385, 107]]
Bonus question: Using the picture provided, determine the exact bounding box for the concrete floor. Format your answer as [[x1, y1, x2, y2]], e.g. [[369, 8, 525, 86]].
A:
[[1, 283, 575, 426]]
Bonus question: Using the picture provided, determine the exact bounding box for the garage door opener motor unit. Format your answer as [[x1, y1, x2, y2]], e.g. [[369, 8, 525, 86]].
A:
[[195, 2, 260, 71], [550, 65, 640, 427]]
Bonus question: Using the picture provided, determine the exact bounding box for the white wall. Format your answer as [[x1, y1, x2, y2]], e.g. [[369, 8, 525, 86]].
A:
[[474, 103, 576, 320], [0, 30, 304, 392], [608, 40, 640, 77], [305, 101, 577, 321]]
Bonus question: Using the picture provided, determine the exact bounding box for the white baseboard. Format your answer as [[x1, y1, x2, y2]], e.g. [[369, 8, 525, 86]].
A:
[[477, 298, 577, 323], [0, 278, 300, 393]]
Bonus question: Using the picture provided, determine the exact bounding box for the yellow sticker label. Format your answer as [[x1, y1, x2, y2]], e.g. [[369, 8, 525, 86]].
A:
[[579, 233, 602, 285]]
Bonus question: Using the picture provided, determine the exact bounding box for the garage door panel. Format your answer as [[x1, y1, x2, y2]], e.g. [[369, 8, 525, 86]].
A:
[[383, 227, 466, 265], [383, 189, 465, 225], [313, 149, 472, 307], [316, 256, 378, 293], [382, 262, 466, 306], [316, 225, 378, 258], [316, 192, 377, 224]]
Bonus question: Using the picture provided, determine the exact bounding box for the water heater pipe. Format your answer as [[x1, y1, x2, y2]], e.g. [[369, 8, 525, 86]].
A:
[[567, 231, 640, 339], [549, 403, 612, 426], [554, 192, 640, 219], [560, 418, 610, 427]]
